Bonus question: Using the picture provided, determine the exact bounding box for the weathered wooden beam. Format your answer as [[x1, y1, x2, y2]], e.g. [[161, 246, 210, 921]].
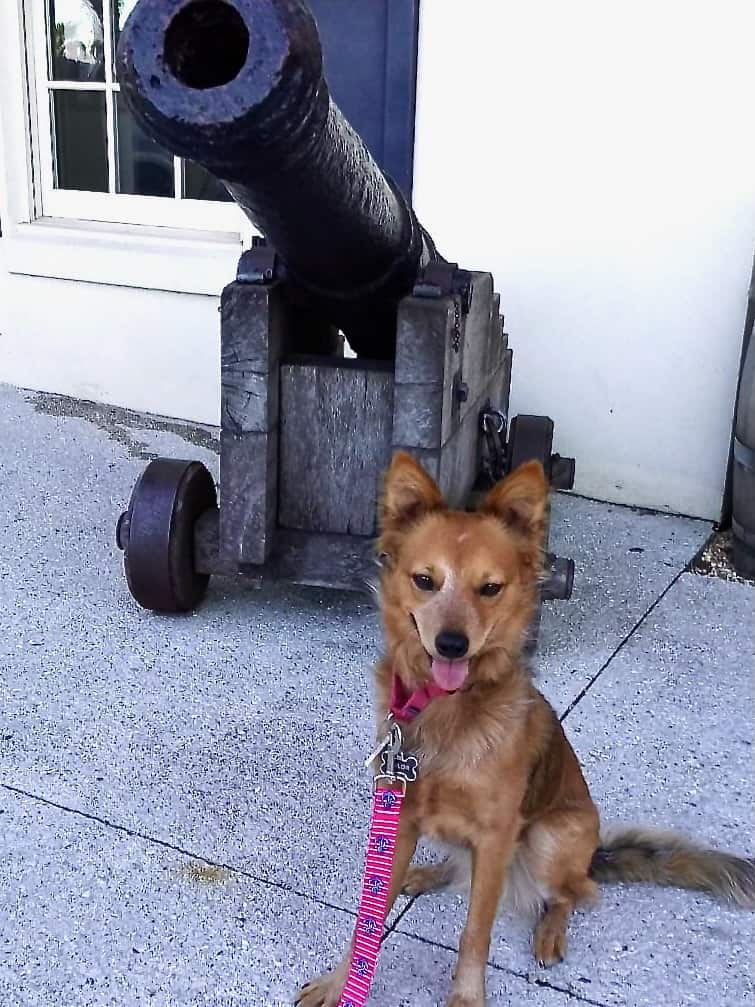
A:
[[220, 428, 278, 566], [457, 276, 506, 421], [264, 529, 378, 591], [196, 516, 377, 591], [278, 358, 394, 536], [393, 292, 456, 451], [219, 280, 287, 566], [396, 350, 512, 508], [392, 273, 506, 452]]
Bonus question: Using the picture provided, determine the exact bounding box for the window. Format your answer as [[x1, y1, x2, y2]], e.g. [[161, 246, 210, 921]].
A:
[[29, 0, 246, 231]]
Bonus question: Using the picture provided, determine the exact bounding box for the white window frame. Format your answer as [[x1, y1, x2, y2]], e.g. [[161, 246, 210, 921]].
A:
[[28, 0, 250, 233]]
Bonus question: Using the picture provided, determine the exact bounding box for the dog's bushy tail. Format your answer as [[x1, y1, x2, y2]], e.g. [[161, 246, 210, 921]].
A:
[[590, 826, 755, 909]]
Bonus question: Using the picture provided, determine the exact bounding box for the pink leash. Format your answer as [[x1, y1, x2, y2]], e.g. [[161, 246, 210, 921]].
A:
[[338, 784, 406, 1007], [338, 677, 439, 1007]]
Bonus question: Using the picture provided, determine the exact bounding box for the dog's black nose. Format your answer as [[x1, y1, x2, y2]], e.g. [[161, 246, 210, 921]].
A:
[[435, 631, 469, 660]]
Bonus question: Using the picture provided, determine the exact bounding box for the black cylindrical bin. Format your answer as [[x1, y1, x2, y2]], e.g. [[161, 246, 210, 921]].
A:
[[732, 263, 755, 577]]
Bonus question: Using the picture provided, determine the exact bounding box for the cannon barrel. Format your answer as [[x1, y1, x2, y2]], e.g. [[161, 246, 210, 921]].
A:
[[116, 0, 437, 357]]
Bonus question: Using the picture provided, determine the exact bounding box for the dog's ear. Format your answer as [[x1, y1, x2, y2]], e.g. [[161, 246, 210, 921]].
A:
[[481, 460, 548, 538], [379, 452, 446, 533]]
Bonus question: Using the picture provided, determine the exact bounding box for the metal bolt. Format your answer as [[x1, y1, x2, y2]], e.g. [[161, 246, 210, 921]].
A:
[[542, 554, 575, 601]]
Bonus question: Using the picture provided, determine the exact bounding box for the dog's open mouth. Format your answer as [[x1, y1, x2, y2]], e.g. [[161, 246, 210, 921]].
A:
[[410, 614, 471, 692], [430, 657, 469, 692]]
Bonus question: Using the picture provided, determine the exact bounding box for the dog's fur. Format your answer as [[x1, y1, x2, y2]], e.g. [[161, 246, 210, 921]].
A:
[[298, 453, 754, 1007]]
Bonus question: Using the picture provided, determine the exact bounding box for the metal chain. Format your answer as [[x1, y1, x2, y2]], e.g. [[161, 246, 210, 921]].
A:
[[452, 297, 461, 353], [480, 408, 508, 484]]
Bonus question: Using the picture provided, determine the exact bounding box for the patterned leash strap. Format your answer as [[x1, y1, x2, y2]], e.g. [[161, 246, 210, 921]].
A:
[[338, 785, 405, 1007]]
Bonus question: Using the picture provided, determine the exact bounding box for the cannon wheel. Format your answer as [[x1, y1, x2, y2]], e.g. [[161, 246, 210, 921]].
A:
[[116, 459, 216, 612], [507, 415, 556, 654]]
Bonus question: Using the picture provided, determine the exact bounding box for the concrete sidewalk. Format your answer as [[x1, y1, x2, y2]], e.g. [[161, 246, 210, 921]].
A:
[[0, 382, 752, 1007]]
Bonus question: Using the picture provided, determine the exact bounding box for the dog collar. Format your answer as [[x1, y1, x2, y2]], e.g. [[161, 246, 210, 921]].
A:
[[389, 671, 454, 723]]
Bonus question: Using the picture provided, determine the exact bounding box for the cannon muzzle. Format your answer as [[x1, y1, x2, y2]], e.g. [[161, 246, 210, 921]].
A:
[[117, 0, 436, 357]]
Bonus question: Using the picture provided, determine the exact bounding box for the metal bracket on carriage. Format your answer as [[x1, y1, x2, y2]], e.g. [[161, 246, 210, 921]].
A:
[[236, 237, 280, 285], [412, 261, 473, 312], [413, 262, 473, 354], [542, 553, 575, 601]]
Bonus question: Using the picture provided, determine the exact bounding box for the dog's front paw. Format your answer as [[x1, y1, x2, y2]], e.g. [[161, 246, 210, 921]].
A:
[[295, 971, 344, 1007]]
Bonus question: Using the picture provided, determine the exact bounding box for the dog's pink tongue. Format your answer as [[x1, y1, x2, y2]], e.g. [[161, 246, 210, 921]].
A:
[[431, 658, 469, 692]]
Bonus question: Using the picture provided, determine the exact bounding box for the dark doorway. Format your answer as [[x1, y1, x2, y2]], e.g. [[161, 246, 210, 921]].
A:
[[308, 0, 420, 201]]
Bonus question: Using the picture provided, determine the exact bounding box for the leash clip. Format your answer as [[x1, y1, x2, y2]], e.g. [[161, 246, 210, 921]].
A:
[[364, 717, 395, 770], [372, 723, 418, 794]]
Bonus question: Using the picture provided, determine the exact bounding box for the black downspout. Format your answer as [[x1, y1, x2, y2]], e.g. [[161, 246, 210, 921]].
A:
[[722, 253, 755, 577]]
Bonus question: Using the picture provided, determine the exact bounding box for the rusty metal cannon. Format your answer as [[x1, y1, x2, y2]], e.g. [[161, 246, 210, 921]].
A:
[[117, 0, 434, 360], [114, 0, 575, 628]]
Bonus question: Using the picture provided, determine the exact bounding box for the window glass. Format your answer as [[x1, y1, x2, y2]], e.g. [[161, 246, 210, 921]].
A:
[[51, 89, 108, 191], [183, 161, 233, 203], [41, 0, 234, 215], [115, 93, 175, 197], [48, 0, 105, 82]]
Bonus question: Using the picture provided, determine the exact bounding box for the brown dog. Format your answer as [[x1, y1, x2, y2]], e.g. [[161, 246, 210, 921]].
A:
[[298, 453, 754, 1007]]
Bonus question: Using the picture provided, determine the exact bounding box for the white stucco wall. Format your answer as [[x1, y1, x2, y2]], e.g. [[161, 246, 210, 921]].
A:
[[1, 274, 222, 424], [413, 0, 755, 517]]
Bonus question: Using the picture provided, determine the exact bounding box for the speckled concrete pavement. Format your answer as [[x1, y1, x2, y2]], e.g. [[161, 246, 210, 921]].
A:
[[0, 382, 752, 1007]]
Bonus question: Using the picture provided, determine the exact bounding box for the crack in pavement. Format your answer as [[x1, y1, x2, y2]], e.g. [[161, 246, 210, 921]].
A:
[[3, 782, 612, 1004], [383, 894, 418, 935], [558, 566, 686, 723], [383, 928, 612, 1006], [1, 781, 354, 921], [554, 488, 711, 526]]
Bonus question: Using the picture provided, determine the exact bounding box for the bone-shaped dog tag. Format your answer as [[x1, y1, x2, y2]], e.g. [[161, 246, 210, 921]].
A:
[[380, 723, 419, 784]]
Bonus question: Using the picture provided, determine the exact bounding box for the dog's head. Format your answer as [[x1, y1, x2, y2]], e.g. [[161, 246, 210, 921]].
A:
[[377, 452, 548, 691]]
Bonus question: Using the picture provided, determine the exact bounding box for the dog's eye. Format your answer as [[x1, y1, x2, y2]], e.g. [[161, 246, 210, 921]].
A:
[[412, 573, 435, 592], [479, 582, 503, 597]]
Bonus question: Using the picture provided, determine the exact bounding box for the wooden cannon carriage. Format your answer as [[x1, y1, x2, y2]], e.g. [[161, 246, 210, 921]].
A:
[[114, 0, 575, 620]]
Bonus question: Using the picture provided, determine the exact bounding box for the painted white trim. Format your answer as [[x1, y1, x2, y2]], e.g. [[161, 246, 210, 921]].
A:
[[46, 79, 107, 90], [42, 187, 249, 231], [31, 0, 55, 203], [173, 156, 183, 204], [102, 0, 117, 196], [5, 218, 243, 296]]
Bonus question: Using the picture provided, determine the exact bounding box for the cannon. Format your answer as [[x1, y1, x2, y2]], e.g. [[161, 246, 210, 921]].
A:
[[114, 0, 576, 628], [117, 0, 432, 361]]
